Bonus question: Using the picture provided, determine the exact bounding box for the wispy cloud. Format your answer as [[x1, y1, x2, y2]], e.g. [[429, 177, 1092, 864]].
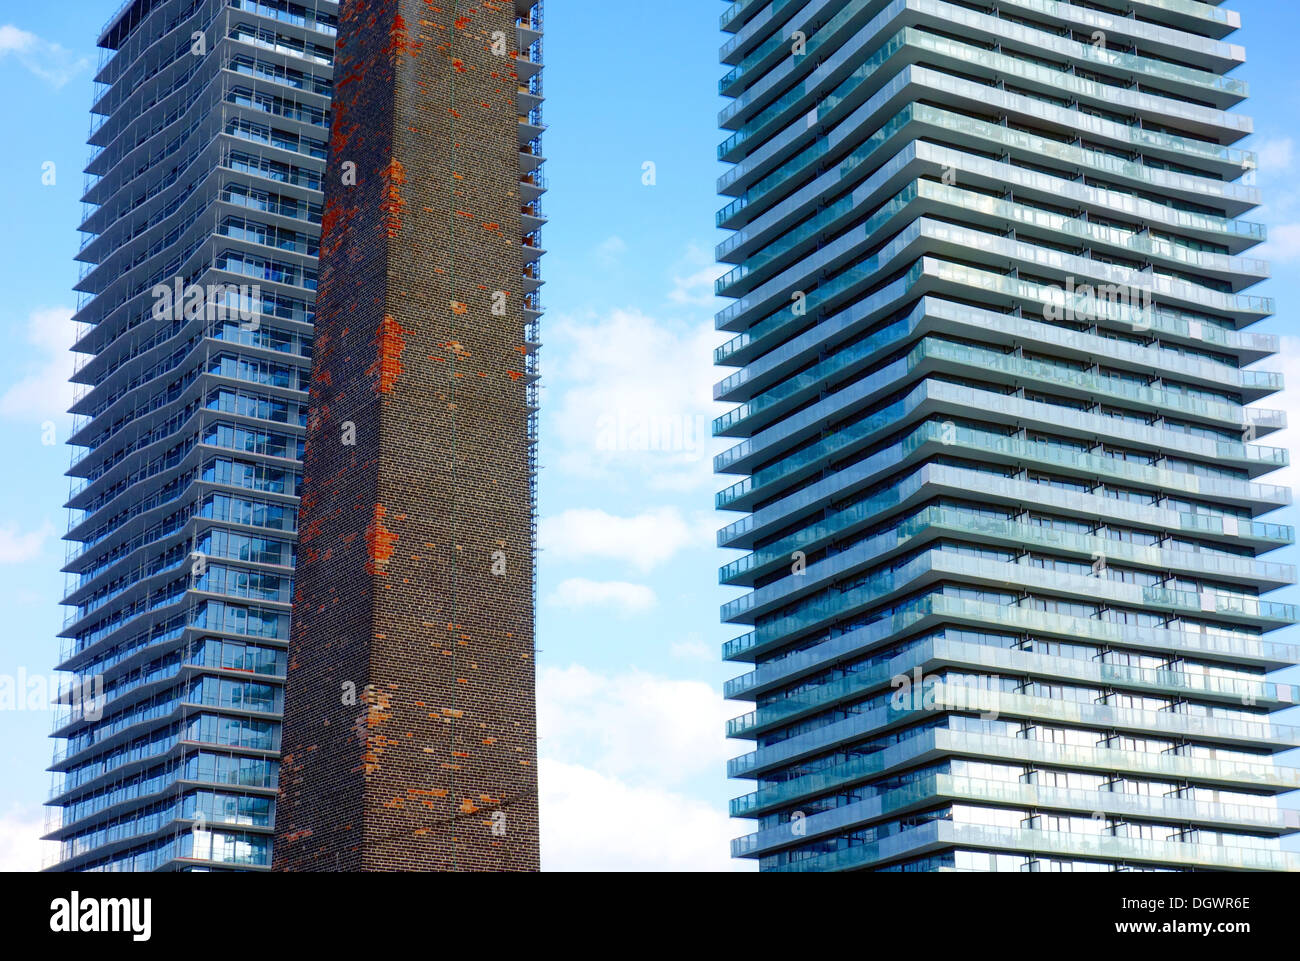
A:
[[668, 635, 714, 662], [668, 242, 726, 307], [1256, 137, 1294, 173], [1251, 136, 1300, 261], [0, 25, 90, 90], [0, 523, 54, 564], [1248, 336, 1300, 494], [0, 306, 77, 422], [593, 235, 626, 267], [540, 759, 746, 871], [536, 665, 750, 870], [544, 307, 722, 490], [1260, 224, 1300, 263], [538, 664, 736, 787], [0, 804, 46, 871], [539, 506, 710, 572], [546, 577, 657, 615]]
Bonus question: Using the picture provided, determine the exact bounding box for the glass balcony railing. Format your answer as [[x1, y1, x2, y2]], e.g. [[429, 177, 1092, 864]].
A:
[[716, 244, 1271, 372], [714, 295, 1280, 406], [720, 464, 1293, 587], [718, 177, 1266, 298], [732, 609, 1297, 718], [728, 636, 1295, 738], [730, 726, 1300, 818], [924, 259, 1272, 355], [716, 389, 1287, 513], [722, 502, 1293, 603], [718, 189, 921, 316], [715, 417, 1287, 561], [1009, 0, 1238, 47], [722, 18, 907, 150], [913, 32, 1246, 148], [773, 533, 1289, 633], [722, 0, 1245, 98], [1135, 0, 1233, 24], [766, 818, 1297, 872], [727, 597, 1299, 701], [735, 771, 1293, 859], [730, 675, 1295, 781], [720, 97, 1264, 245], [719, 206, 1269, 340], [720, 0, 775, 34], [715, 322, 1272, 443], [731, 546, 1292, 665], [723, 25, 1250, 171], [717, 193, 860, 294], [1143, 584, 1294, 623], [722, 582, 1288, 666], [229, 0, 338, 36], [722, 0, 858, 91], [715, 243, 921, 366]]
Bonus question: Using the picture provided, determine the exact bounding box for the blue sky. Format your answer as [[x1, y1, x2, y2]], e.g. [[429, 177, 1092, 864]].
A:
[[0, 0, 1297, 871]]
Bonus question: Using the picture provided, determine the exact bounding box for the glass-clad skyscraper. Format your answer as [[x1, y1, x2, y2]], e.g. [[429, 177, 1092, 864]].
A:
[[715, 0, 1300, 870], [45, 0, 338, 871]]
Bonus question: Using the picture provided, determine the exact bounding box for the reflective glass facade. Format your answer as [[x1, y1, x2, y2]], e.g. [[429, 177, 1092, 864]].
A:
[[716, 0, 1300, 871], [45, 0, 337, 871]]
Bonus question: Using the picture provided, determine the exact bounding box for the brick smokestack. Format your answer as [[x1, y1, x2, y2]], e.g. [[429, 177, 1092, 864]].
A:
[[274, 0, 540, 871]]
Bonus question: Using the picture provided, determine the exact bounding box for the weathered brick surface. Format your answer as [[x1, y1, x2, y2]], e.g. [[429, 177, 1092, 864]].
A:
[[274, 0, 539, 872]]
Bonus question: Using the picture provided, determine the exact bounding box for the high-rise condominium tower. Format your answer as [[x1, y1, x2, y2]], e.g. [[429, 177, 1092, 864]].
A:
[[715, 0, 1300, 871], [49, 0, 543, 873], [272, 0, 543, 871], [47, 0, 336, 871]]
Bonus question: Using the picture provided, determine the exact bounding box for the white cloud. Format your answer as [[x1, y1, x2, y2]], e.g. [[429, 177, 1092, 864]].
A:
[[594, 235, 626, 267], [546, 577, 657, 615], [669, 265, 726, 307], [543, 307, 722, 490], [0, 306, 78, 421], [1251, 136, 1300, 245], [0, 804, 47, 871], [540, 759, 748, 871], [0, 25, 89, 89], [0, 523, 54, 564], [537, 666, 751, 870], [538, 664, 734, 786], [1256, 137, 1294, 175], [669, 636, 714, 661], [539, 506, 708, 572], [669, 242, 727, 307], [1261, 223, 1300, 263], [1250, 336, 1300, 494]]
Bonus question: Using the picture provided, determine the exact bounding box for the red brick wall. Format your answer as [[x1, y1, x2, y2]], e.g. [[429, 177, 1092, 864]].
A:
[[274, 0, 539, 872]]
